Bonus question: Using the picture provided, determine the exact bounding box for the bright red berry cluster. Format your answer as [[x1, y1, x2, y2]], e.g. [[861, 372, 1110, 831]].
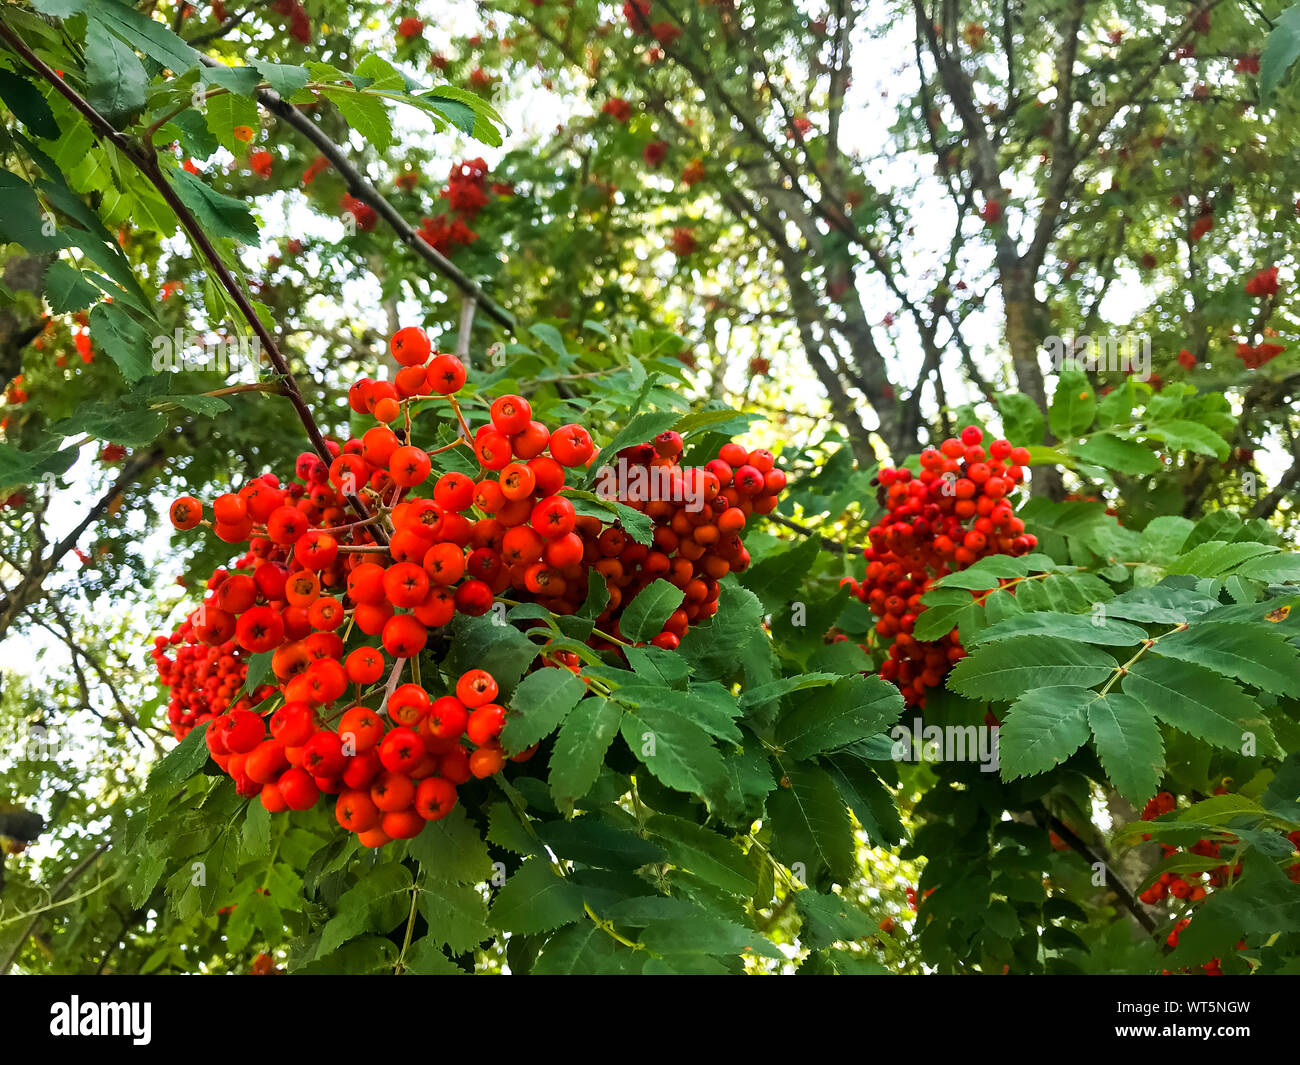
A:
[[1137, 790, 1255, 906], [150, 619, 275, 738], [269, 0, 310, 42], [1244, 265, 1280, 297], [589, 433, 784, 647], [199, 664, 528, 848], [844, 425, 1037, 707], [1234, 340, 1285, 369], [155, 325, 782, 845], [418, 159, 502, 255]]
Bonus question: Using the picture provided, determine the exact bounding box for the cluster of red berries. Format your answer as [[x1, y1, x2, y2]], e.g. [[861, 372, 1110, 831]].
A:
[[418, 158, 508, 256], [588, 434, 783, 646], [1136, 790, 1298, 909], [151, 622, 274, 737], [1234, 340, 1285, 369], [1163, 918, 1245, 975], [670, 227, 696, 257], [248, 149, 274, 180], [1244, 266, 1280, 297], [844, 426, 1037, 707], [340, 193, 378, 232], [250, 952, 282, 975], [602, 97, 633, 122], [156, 324, 781, 844], [303, 154, 331, 187], [621, 0, 680, 45], [199, 661, 526, 848], [269, 0, 311, 43]]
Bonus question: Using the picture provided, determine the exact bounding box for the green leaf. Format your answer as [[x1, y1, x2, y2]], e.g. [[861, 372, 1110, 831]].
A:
[[1068, 433, 1160, 475], [932, 554, 1031, 589], [87, 302, 153, 383], [739, 536, 820, 609], [1104, 583, 1220, 624], [199, 65, 263, 97], [618, 578, 684, 642], [0, 169, 66, 252], [444, 613, 539, 697], [204, 90, 262, 154], [1261, 3, 1300, 98], [997, 390, 1044, 444], [85, 17, 148, 126], [321, 87, 394, 153], [776, 673, 903, 759], [948, 637, 1117, 702], [403, 937, 466, 974], [240, 798, 271, 861], [737, 672, 840, 714], [255, 60, 311, 97], [998, 686, 1095, 779], [243, 650, 272, 695], [1230, 553, 1300, 584], [296, 936, 396, 974], [1123, 657, 1278, 754], [619, 706, 726, 800], [645, 814, 756, 896], [567, 488, 654, 546], [1168, 540, 1278, 578], [972, 611, 1147, 647], [168, 167, 260, 244], [500, 667, 586, 754], [532, 923, 644, 974], [145, 721, 210, 798], [319, 863, 412, 955], [164, 393, 231, 416], [1048, 370, 1096, 439], [615, 683, 741, 743], [795, 889, 879, 950], [912, 595, 980, 642], [416, 881, 492, 953], [1086, 692, 1164, 806], [529, 322, 569, 358], [638, 914, 782, 959], [548, 698, 621, 813], [1140, 516, 1194, 558], [42, 260, 99, 313], [1154, 623, 1300, 697], [1145, 419, 1229, 461], [0, 69, 59, 139], [53, 402, 164, 447], [0, 441, 78, 490], [587, 409, 682, 482], [824, 754, 905, 846], [490, 859, 584, 934], [87, 0, 199, 73], [30, 0, 88, 15], [767, 762, 857, 883], [406, 805, 494, 884], [672, 407, 761, 437]]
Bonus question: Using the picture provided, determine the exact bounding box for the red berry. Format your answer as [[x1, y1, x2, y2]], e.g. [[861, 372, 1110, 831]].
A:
[[391, 326, 432, 366]]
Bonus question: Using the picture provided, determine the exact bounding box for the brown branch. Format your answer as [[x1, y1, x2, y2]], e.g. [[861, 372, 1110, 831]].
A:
[[198, 52, 515, 333], [1036, 808, 1158, 938]]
